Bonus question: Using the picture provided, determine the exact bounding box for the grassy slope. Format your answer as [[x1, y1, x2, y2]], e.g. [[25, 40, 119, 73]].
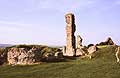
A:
[[0, 45, 120, 78]]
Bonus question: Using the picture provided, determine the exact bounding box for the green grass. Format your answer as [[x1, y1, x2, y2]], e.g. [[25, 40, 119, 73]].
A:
[[0, 45, 120, 78]]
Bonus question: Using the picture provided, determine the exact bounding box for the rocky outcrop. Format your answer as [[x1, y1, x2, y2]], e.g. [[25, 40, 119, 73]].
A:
[[55, 52, 63, 58], [42, 51, 63, 62], [87, 45, 98, 59], [97, 37, 115, 46], [76, 48, 85, 56], [7, 47, 41, 65], [43, 52, 55, 62], [88, 45, 97, 54]]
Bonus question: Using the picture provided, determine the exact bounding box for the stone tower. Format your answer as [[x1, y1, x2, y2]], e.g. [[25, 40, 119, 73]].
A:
[[65, 13, 76, 56]]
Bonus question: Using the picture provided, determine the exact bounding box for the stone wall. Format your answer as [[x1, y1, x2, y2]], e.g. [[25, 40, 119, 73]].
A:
[[7, 47, 41, 65]]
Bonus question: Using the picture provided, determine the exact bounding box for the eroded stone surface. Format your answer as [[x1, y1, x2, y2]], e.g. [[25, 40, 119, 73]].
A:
[[87, 45, 97, 59], [7, 47, 40, 65], [77, 35, 83, 49], [88, 45, 97, 54], [76, 48, 85, 56], [65, 13, 76, 56], [55, 52, 63, 58]]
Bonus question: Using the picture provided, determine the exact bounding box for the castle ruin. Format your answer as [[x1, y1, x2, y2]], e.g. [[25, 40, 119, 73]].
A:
[[64, 13, 76, 56], [63, 13, 85, 56]]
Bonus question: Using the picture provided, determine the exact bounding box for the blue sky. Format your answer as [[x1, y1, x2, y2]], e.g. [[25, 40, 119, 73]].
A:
[[0, 0, 120, 46]]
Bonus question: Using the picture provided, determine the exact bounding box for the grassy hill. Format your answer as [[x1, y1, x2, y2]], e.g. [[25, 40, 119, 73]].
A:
[[0, 45, 120, 78]]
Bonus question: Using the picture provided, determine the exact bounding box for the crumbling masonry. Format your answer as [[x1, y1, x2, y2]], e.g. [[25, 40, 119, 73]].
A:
[[64, 13, 76, 56]]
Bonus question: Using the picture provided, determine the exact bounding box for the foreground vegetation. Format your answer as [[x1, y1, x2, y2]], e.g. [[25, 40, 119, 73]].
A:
[[0, 45, 120, 78]]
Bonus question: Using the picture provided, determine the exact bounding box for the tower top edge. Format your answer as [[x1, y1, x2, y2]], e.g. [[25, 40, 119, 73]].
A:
[[65, 13, 74, 16]]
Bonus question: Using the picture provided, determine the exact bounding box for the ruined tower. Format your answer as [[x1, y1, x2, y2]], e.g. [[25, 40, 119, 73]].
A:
[[65, 13, 76, 56], [77, 35, 83, 49]]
